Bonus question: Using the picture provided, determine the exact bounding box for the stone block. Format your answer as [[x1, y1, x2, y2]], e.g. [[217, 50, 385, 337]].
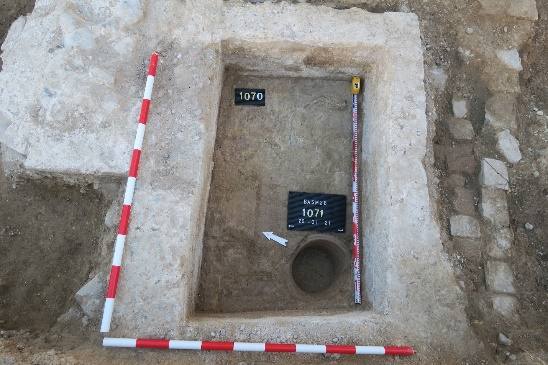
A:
[[447, 118, 475, 140], [484, 93, 518, 133], [487, 241, 508, 259], [480, 158, 509, 190], [452, 98, 469, 118], [428, 66, 448, 90], [480, 187, 510, 227], [491, 294, 517, 318], [495, 227, 514, 250], [75, 273, 105, 319], [454, 187, 476, 215], [498, 332, 512, 346], [487, 227, 514, 258], [482, 66, 521, 94], [485, 261, 515, 294], [496, 49, 523, 71], [496, 129, 522, 163], [450, 215, 481, 238]]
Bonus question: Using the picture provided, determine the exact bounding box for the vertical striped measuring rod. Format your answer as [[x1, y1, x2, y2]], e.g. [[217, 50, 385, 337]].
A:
[[100, 52, 159, 333], [351, 76, 362, 304]]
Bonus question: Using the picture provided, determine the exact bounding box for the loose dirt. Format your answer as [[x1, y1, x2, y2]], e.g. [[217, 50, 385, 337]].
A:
[[0, 160, 109, 331]]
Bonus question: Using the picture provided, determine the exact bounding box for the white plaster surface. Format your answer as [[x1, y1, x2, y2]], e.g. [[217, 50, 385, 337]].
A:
[[0, 0, 479, 358], [0, 0, 147, 176]]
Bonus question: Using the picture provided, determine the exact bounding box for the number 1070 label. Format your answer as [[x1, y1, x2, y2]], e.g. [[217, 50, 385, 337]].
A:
[[235, 88, 265, 106]]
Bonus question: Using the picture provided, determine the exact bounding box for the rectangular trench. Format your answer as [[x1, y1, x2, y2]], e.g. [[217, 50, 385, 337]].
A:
[[195, 68, 368, 313]]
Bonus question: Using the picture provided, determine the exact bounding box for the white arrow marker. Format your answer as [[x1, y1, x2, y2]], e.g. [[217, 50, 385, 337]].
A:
[[262, 232, 288, 247]]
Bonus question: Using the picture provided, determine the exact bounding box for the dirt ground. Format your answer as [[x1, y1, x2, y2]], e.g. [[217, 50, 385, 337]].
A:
[[0, 160, 109, 331], [0, 0, 546, 364], [197, 71, 357, 313]]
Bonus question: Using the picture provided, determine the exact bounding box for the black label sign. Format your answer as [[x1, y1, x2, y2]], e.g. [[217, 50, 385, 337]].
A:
[[235, 88, 265, 106], [287, 192, 346, 233]]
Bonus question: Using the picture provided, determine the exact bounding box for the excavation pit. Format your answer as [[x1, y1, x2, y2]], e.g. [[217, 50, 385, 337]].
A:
[[0, 0, 484, 358], [4, 2, 468, 345], [195, 70, 359, 313], [291, 236, 348, 295]]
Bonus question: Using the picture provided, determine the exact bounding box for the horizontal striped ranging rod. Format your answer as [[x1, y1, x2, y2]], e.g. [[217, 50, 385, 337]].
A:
[[100, 52, 159, 333], [103, 338, 415, 357]]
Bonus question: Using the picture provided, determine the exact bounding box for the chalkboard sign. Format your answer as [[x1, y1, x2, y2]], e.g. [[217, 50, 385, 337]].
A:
[[235, 88, 265, 106], [287, 192, 346, 233]]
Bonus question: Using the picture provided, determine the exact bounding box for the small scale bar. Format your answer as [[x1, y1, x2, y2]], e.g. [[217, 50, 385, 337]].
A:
[[103, 338, 415, 357]]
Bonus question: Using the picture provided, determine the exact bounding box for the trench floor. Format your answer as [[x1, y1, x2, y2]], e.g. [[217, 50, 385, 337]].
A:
[[196, 72, 363, 313]]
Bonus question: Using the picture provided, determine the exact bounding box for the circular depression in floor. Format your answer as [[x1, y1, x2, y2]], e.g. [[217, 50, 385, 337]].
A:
[[291, 237, 347, 294]]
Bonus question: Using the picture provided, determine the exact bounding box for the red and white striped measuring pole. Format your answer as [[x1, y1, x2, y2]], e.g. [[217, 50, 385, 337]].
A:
[[100, 52, 159, 333], [351, 76, 362, 304], [103, 337, 415, 357]]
